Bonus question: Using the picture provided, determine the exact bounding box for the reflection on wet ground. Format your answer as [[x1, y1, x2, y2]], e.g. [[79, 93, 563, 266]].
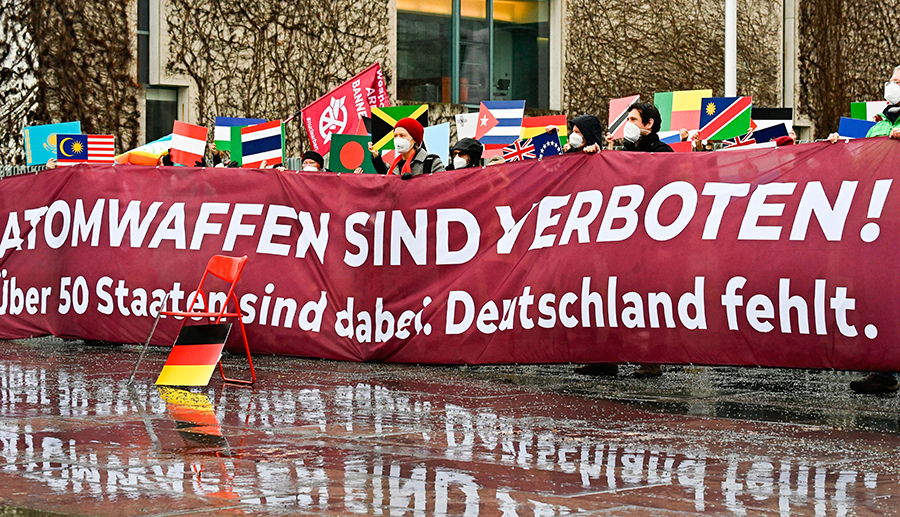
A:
[[1, 338, 899, 515]]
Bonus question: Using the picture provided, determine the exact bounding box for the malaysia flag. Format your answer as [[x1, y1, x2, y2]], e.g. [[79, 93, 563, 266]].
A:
[[56, 134, 116, 165]]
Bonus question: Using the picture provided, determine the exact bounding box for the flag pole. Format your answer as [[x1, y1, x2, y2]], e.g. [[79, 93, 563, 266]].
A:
[[725, 0, 737, 96]]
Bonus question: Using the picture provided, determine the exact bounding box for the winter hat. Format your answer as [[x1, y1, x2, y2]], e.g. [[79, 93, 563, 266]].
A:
[[302, 150, 325, 168], [395, 117, 424, 143]]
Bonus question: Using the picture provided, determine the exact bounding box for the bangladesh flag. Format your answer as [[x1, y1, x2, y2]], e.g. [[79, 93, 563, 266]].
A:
[[329, 134, 375, 173], [371, 105, 428, 151]]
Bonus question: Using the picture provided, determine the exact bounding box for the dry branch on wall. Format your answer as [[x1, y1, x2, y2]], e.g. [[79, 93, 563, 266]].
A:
[[565, 0, 781, 127], [799, 0, 900, 136], [0, 0, 39, 165], [30, 0, 140, 154], [166, 0, 392, 157]]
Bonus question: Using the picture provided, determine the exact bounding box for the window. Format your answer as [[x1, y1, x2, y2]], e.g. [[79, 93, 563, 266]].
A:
[[137, 0, 150, 85], [397, 0, 551, 108], [145, 87, 178, 143]]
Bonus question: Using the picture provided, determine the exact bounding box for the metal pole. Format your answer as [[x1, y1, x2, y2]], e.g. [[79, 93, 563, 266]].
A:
[[452, 0, 461, 103], [487, 0, 493, 102], [725, 0, 737, 96]]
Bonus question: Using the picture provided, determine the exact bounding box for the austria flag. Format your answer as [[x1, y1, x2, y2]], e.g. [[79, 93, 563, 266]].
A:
[[170, 121, 209, 167]]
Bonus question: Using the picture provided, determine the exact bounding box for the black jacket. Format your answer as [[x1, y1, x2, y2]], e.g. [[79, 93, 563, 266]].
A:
[[623, 132, 673, 153], [448, 137, 484, 169], [565, 115, 605, 153]]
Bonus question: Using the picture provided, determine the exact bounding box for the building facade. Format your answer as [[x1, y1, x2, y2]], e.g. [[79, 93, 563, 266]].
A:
[[3, 0, 896, 164]]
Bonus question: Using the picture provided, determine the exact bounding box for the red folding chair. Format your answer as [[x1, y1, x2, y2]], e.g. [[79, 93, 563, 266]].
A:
[[147, 255, 256, 385]]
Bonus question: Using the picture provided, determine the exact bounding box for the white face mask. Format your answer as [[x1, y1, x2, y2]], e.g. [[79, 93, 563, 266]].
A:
[[302, 165, 318, 172], [394, 137, 412, 154], [623, 121, 642, 143], [452, 156, 468, 169], [885, 81, 900, 105], [568, 132, 584, 149]]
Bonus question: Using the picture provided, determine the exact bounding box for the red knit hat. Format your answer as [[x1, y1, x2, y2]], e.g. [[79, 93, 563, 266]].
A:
[[394, 117, 424, 143]]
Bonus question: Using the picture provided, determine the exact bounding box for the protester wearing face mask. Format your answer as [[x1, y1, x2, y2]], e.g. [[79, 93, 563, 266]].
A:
[[448, 137, 483, 170], [301, 151, 325, 172], [828, 65, 900, 144], [606, 102, 673, 153], [370, 118, 445, 179], [563, 115, 604, 154]]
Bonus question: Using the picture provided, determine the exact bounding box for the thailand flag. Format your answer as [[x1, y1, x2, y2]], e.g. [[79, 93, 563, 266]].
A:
[[475, 100, 525, 150], [170, 121, 208, 167], [241, 120, 283, 168]]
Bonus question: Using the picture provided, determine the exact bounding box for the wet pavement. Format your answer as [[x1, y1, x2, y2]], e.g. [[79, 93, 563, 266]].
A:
[[1, 338, 900, 516]]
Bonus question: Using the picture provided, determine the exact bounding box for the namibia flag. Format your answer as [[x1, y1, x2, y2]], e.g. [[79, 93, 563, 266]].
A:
[[156, 324, 231, 387], [698, 96, 753, 140], [371, 105, 428, 151]]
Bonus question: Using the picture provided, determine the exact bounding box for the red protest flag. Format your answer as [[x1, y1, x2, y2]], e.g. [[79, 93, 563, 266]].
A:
[[301, 62, 390, 156]]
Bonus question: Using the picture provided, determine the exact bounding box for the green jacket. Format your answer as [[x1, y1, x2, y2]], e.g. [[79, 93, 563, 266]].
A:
[[866, 116, 900, 137]]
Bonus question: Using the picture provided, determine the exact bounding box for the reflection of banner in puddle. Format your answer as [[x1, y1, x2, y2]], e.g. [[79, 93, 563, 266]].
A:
[[2, 139, 900, 370], [157, 386, 229, 451]]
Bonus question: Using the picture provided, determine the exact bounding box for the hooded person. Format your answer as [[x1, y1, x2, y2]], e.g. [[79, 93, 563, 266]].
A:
[[301, 151, 325, 172], [369, 117, 445, 179], [448, 137, 483, 169], [565, 115, 605, 154]]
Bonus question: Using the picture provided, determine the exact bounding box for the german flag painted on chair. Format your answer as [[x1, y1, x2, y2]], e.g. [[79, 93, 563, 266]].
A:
[[156, 324, 231, 386]]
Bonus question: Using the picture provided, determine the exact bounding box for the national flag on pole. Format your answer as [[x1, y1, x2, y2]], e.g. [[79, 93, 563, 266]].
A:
[[22, 121, 82, 165], [371, 105, 428, 151], [214, 117, 265, 152], [156, 324, 230, 387], [301, 62, 390, 155], [653, 89, 712, 131], [723, 123, 789, 148], [698, 96, 753, 140], [851, 101, 888, 121], [55, 134, 116, 165], [608, 95, 640, 139], [520, 115, 568, 146], [475, 100, 525, 149], [241, 120, 283, 168], [329, 134, 375, 173], [502, 138, 536, 162], [669, 141, 694, 152], [837, 117, 876, 139], [528, 129, 563, 159], [658, 131, 682, 144], [750, 107, 793, 132], [170, 121, 208, 167], [455, 112, 479, 140]]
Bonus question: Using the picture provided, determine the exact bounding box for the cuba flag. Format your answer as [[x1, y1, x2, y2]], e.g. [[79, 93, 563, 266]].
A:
[[55, 134, 89, 165], [698, 96, 753, 140]]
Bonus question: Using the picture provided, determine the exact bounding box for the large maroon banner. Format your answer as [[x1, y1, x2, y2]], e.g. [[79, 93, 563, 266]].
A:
[[0, 138, 898, 370]]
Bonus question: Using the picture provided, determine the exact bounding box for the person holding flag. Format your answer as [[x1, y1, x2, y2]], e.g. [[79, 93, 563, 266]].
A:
[[369, 118, 444, 179], [606, 102, 674, 153], [828, 65, 900, 144], [563, 115, 604, 154]]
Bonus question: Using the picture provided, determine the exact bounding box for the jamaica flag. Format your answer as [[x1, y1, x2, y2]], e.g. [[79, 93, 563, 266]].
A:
[[371, 105, 428, 151]]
